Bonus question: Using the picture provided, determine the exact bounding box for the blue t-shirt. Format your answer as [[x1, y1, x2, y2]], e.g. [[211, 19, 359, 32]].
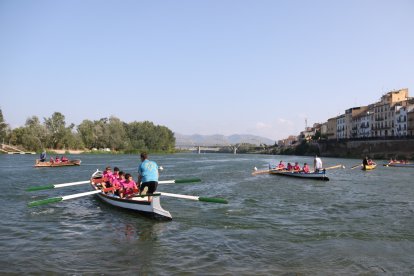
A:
[[138, 159, 159, 183]]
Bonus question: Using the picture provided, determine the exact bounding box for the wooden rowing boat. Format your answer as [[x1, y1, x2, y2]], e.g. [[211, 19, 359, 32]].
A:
[[362, 164, 376, 170], [269, 170, 329, 181], [34, 159, 81, 167], [383, 162, 414, 168], [90, 170, 172, 220]]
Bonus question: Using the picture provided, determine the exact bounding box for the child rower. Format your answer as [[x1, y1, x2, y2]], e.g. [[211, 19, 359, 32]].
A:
[[120, 173, 138, 199], [293, 162, 301, 172], [302, 163, 310, 173], [102, 166, 113, 189], [277, 161, 285, 170]]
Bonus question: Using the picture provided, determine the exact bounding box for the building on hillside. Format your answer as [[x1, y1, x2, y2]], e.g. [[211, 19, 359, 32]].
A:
[[326, 117, 337, 140], [336, 114, 346, 140], [371, 89, 410, 137], [299, 127, 315, 142], [320, 123, 328, 138], [395, 105, 414, 137], [278, 135, 298, 147], [345, 106, 368, 139], [352, 107, 374, 138], [294, 88, 412, 142], [408, 108, 414, 136]]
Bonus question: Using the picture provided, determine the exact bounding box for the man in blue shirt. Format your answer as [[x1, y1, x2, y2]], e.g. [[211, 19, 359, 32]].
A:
[[138, 152, 159, 201], [40, 151, 46, 162]]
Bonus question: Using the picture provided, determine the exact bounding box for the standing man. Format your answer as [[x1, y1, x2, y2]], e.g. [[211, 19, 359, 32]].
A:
[[138, 152, 159, 201], [314, 155, 323, 172], [362, 156, 369, 170], [39, 150, 46, 162]]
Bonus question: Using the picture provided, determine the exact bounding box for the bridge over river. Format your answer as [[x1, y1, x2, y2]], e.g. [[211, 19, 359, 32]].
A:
[[176, 143, 267, 154]]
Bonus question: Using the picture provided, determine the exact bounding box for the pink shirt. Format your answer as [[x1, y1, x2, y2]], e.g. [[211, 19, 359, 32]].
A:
[[122, 180, 137, 194], [302, 165, 310, 173], [111, 178, 122, 189]]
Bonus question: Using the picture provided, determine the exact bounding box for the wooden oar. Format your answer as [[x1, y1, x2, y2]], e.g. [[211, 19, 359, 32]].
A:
[[252, 167, 281, 175], [158, 192, 228, 204], [351, 164, 362, 169], [28, 190, 102, 207], [26, 178, 202, 191], [323, 164, 345, 170]]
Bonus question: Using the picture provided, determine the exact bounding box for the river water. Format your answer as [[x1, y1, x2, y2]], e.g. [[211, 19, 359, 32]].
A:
[[0, 153, 413, 275]]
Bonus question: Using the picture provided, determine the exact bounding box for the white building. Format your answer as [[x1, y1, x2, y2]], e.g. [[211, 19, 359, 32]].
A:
[[395, 105, 414, 137], [336, 114, 346, 140], [352, 110, 373, 138]]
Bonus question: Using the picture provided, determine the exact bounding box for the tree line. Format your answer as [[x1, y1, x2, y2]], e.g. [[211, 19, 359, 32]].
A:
[[0, 109, 175, 153]]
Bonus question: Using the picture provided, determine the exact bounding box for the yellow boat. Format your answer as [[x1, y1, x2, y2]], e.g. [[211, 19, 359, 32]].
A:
[[362, 164, 377, 170]]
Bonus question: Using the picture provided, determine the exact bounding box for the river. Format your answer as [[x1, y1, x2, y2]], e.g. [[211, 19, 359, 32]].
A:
[[0, 153, 413, 274]]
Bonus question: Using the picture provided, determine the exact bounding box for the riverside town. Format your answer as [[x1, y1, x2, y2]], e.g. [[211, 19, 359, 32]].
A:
[[275, 88, 414, 159]]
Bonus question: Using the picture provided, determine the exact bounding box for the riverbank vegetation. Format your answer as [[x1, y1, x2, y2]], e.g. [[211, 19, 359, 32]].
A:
[[0, 109, 175, 153]]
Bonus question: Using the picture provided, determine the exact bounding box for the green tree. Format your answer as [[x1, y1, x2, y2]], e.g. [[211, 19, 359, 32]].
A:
[[22, 116, 47, 151], [0, 108, 9, 144], [44, 112, 66, 148], [77, 119, 95, 149], [107, 116, 129, 150]]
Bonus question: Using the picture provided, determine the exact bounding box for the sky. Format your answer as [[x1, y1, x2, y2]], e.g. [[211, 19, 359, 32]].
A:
[[1, 0, 413, 141]]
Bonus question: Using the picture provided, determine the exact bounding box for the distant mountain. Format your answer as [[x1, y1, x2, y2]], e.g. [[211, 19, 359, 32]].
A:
[[174, 133, 275, 147]]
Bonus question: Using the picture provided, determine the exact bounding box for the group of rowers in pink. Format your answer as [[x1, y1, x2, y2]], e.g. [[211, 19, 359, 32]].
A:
[[49, 156, 69, 163], [99, 166, 139, 199], [273, 155, 325, 173], [273, 160, 312, 173], [389, 159, 409, 164]]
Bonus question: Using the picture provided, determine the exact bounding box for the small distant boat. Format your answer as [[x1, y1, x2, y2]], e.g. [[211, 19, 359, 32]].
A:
[[90, 170, 172, 220], [34, 159, 81, 167], [383, 162, 414, 168], [362, 164, 376, 170], [269, 170, 329, 181]]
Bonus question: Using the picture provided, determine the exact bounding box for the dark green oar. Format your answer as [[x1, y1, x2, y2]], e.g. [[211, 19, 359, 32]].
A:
[[159, 192, 228, 204], [28, 190, 101, 207]]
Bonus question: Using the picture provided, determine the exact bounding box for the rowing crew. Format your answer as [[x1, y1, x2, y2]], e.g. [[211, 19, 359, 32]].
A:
[[272, 156, 324, 174], [97, 152, 160, 201], [99, 166, 139, 198], [273, 161, 311, 173]]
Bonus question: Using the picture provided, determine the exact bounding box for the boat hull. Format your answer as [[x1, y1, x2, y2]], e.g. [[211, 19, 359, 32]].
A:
[[90, 172, 172, 220], [34, 159, 81, 167], [362, 164, 376, 170], [269, 171, 329, 181], [383, 163, 414, 168]]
